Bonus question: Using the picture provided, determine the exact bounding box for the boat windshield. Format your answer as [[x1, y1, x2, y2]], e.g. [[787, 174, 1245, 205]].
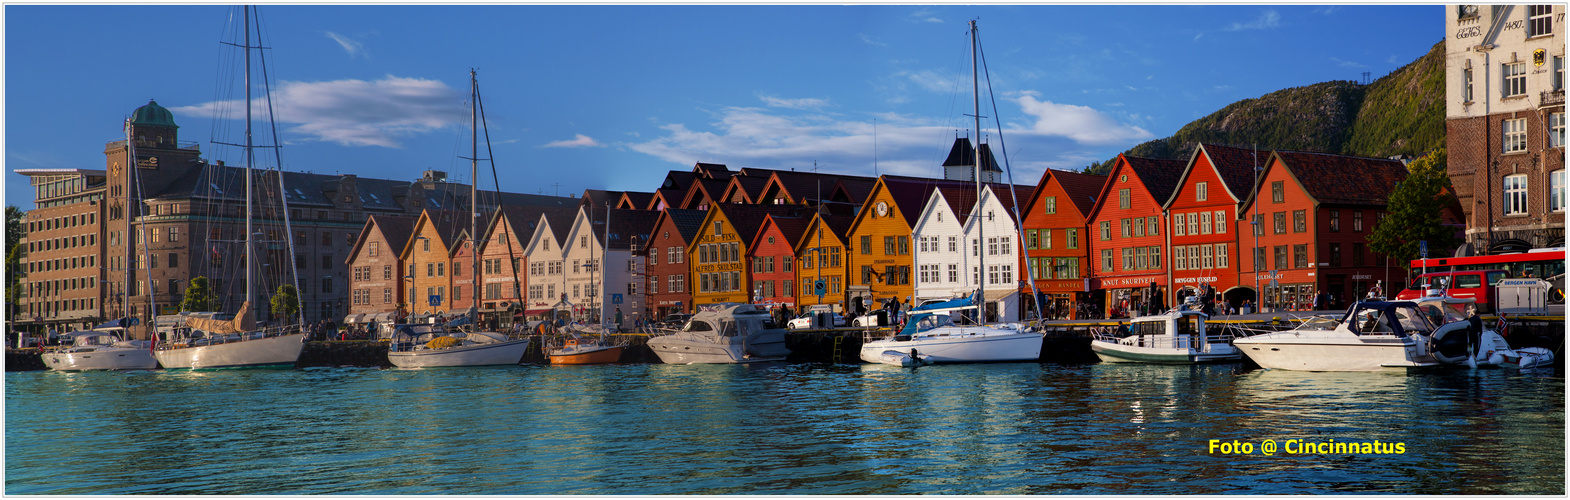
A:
[[1354, 307, 1395, 335], [1391, 305, 1435, 335], [900, 314, 951, 336], [1414, 298, 1469, 326], [735, 315, 778, 336]]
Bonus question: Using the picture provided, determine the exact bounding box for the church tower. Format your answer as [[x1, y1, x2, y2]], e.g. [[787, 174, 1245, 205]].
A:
[[940, 136, 1003, 184]]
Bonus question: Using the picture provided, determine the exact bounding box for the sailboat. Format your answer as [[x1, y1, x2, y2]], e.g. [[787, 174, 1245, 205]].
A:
[[42, 319, 159, 371], [547, 203, 624, 364], [154, 6, 306, 370], [858, 20, 1043, 365], [386, 69, 531, 368]]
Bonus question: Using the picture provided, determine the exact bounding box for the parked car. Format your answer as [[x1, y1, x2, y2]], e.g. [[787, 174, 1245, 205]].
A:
[[1394, 269, 1510, 313], [787, 311, 845, 330]]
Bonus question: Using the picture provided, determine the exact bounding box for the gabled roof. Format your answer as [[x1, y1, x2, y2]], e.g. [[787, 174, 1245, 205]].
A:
[[758, 170, 864, 204], [1042, 169, 1109, 218], [480, 205, 579, 255], [700, 204, 809, 251], [540, 207, 577, 245], [660, 170, 698, 191], [1086, 154, 1187, 223], [648, 188, 683, 211], [643, 208, 709, 253], [580, 189, 625, 211], [680, 178, 732, 209], [345, 214, 416, 265], [750, 213, 812, 253], [1242, 150, 1409, 211], [793, 213, 858, 254], [1167, 143, 1265, 207], [721, 175, 771, 204], [988, 184, 1035, 224], [617, 191, 655, 210], [831, 176, 878, 205], [400, 209, 467, 258], [605, 209, 663, 250], [874, 175, 997, 227], [693, 162, 731, 179]]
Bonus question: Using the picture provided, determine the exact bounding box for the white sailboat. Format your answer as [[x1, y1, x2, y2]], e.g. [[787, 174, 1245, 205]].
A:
[[859, 20, 1042, 365], [386, 69, 530, 368], [155, 6, 305, 370]]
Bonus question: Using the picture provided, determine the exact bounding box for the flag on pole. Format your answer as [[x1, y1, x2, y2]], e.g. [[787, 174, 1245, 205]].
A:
[[1495, 313, 1508, 337]]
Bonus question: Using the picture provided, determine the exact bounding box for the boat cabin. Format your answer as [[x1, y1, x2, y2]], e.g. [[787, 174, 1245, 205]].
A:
[[682, 303, 782, 339], [1343, 301, 1436, 337]]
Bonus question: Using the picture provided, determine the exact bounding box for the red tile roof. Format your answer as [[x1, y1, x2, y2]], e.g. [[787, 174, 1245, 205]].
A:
[[1047, 170, 1109, 217], [1272, 150, 1410, 206]]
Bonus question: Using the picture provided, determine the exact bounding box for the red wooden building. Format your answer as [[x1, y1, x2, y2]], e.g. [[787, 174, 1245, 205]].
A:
[[642, 208, 707, 317], [1085, 154, 1186, 316], [1164, 143, 1262, 309], [1238, 150, 1410, 311], [748, 213, 810, 309], [1020, 168, 1106, 319]]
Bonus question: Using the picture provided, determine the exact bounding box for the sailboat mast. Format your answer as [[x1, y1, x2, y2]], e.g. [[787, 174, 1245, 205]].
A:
[[243, 5, 255, 312], [470, 69, 479, 322], [970, 20, 984, 321]]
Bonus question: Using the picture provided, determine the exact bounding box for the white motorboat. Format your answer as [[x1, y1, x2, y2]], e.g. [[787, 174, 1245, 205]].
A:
[[876, 349, 933, 367], [388, 324, 531, 368], [42, 325, 159, 371], [859, 310, 1041, 364], [1420, 296, 1555, 369], [1091, 304, 1241, 364], [648, 303, 790, 364], [1234, 300, 1444, 371]]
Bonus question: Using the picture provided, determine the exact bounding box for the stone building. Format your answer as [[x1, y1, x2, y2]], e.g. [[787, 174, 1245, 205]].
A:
[[1445, 4, 1565, 253]]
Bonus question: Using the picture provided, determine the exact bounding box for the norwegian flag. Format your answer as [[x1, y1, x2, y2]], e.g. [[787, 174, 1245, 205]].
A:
[[1496, 313, 1509, 338]]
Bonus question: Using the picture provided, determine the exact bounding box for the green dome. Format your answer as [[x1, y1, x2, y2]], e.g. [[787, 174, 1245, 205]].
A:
[[130, 100, 179, 129]]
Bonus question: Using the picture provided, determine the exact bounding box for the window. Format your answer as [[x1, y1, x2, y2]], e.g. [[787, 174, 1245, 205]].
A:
[[1504, 118, 1528, 153], [713, 221, 723, 236], [453, 285, 461, 302], [1121, 218, 1131, 238], [1353, 243, 1366, 267], [1196, 182, 1208, 201], [1174, 214, 1185, 236], [1175, 246, 1187, 270], [1066, 229, 1077, 249], [423, 239, 430, 252], [427, 262, 435, 277], [1102, 249, 1113, 272], [884, 236, 895, 255], [169, 227, 178, 242], [370, 241, 379, 256], [437, 262, 445, 276], [1044, 196, 1056, 214], [1118, 189, 1130, 209], [1463, 67, 1474, 103], [1551, 113, 1565, 148], [1122, 248, 1134, 271], [1147, 216, 1159, 236], [1528, 5, 1553, 37], [1201, 245, 1213, 269], [1553, 170, 1567, 212], [1026, 230, 1038, 250], [1503, 62, 1527, 98], [1354, 211, 1364, 232], [898, 236, 909, 255], [322, 254, 334, 270], [1100, 221, 1111, 240], [1293, 210, 1307, 233], [1504, 174, 1529, 215], [1213, 211, 1226, 234], [1293, 244, 1308, 269], [861, 236, 872, 254], [1200, 212, 1212, 234], [1214, 244, 1226, 268], [1329, 243, 1342, 267], [1329, 211, 1340, 232], [1254, 247, 1266, 271], [1271, 181, 1284, 203], [1188, 245, 1201, 270], [1556, 55, 1565, 92], [1133, 217, 1144, 237], [948, 236, 958, 252], [1274, 212, 1287, 235], [1274, 245, 1288, 271], [948, 264, 958, 283], [1188, 213, 1199, 235], [1150, 246, 1162, 269]]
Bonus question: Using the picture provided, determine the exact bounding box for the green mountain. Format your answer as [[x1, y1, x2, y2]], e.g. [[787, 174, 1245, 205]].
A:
[[1085, 40, 1445, 174]]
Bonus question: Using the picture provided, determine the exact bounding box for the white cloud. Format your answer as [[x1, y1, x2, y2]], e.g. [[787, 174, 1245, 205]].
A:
[[542, 134, 603, 148], [171, 75, 464, 148], [858, 33, 887, 47], [899, 69, 960, 93], [907, 8, 943, 23], [1224, 9, 1281, 31], [1331, 57, 1367, 69], [758, 95, 831, 110], [1012, 94, 1154, 145], [325, 32, 366, 58], [626, 95, 1154, 181]]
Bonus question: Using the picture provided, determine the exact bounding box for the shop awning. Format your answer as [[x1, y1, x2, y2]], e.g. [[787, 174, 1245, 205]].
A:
[[983, 289, 1018, 302], [342, 313, 366, 324], [524, 308, 554, 316]]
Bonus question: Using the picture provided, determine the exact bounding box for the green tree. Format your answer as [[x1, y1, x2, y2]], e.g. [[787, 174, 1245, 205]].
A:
[[180, 276, 216, 312], [270, 284, 301, 322], [1369, 147, 1461, 271], [5, 206, 26, 326]]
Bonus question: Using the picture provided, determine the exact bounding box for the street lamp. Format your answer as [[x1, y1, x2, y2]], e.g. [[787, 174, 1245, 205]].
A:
[[404, 274, 416, 321]]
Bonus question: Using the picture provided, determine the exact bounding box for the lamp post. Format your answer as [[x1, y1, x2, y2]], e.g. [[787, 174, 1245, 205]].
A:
[[404, 274, 416, 322]]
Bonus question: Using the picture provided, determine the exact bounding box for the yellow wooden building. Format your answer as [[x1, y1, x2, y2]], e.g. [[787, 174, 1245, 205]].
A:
[[793, 212, 856, 312], [398, 209, 466, 317], [687, 204, 804, 307]]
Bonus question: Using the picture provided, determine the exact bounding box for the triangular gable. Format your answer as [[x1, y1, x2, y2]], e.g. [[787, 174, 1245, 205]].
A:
[[398, 209, 465, 260], [748, 213, 811, 252], [1085, 154, 1184, 223], [1023, 169, 1108, 221], [791, 212, 857, 254], [1162, 143, 1265, 209], [346, 214, 415, 265]]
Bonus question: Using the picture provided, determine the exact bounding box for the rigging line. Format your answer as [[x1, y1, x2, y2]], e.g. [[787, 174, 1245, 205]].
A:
[[476, 76, 527, 305], [256, 8, 304, 327], [128, 122, 159, 330], [977, 25, 1042, 322]]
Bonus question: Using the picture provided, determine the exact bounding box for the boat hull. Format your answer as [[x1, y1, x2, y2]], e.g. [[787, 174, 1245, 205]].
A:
[[859, 331, 1042, 364], [548, 345, 624, 365], [1235, 336, 1438, 371], [1091, 340, 1241, 364], [388, 338, 530, 368], [648, 338, 787, 364], [154, 333, 306, 370], [43, 347, 159, 371]]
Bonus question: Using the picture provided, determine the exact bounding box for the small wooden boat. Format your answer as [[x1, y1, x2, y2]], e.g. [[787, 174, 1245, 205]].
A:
[[548, 337, 624, 365]]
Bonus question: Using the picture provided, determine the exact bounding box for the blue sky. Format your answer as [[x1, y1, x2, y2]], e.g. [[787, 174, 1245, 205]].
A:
[[5, 4, 1441, 210]]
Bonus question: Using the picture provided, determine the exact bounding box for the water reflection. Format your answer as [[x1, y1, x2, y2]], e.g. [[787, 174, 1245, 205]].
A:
[[5, 363, 1562, 495]]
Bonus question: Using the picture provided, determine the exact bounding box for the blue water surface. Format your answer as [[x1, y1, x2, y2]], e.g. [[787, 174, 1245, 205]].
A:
[[5, 363, 1563, 494]]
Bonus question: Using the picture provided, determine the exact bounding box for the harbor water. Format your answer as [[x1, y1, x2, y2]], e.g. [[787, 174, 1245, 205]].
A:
[[5, 363, 1563, 495]]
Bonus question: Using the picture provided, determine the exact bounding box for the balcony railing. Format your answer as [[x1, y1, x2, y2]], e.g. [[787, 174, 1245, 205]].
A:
[[104, 139, 202, 152], [1542, 89, 1565, 108]]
